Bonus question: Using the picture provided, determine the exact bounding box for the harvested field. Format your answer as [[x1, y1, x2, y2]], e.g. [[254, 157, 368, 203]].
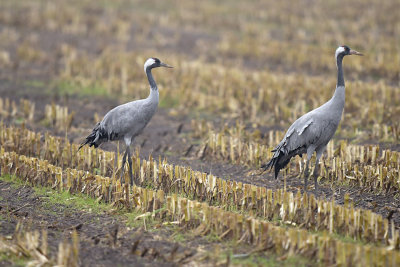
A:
[[0, 0, 399, 266]]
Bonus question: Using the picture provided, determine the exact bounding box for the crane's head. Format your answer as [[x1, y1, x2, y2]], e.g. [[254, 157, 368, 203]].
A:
[[335, 45, 363, 59], [144, 58, 173, 72]]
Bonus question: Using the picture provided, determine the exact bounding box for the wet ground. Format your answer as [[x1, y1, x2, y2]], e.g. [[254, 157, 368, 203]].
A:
[[0, 2, 399, 265], [0, 180, 203, 266]]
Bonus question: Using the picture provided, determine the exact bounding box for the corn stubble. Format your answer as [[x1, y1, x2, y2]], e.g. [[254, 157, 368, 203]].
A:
[[44, 103, 75, 132], [192, 120, 400, 194], [57, 47, 400, 142], [1, 0, 399, 264], [0, 98, 74, 132], [1, 124, 400, 265], [0, 97, 35, 122], [0, 223, 79, 266]]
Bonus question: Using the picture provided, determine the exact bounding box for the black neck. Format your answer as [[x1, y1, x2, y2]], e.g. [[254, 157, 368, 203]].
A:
[[146, 67, 157, 90], [336, 54, 345, 87]]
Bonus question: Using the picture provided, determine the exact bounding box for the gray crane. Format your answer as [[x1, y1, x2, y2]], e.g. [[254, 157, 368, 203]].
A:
[[262, 45, 362, 191], [79, 57, 173, 185]]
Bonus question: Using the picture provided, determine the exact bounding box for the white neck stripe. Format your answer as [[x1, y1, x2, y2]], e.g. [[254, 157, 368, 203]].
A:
[[144, 58, 156, 72]]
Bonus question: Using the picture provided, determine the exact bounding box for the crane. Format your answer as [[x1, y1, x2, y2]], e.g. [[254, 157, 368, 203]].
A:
[[78, 57, 173, 185], [262, 45, 362, 191]]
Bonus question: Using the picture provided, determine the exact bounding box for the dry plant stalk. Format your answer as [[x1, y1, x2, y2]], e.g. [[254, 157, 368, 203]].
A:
[[55, 47, 400, 141], [1, 149, 400, 265], [199, 122, 400, 193], [0, 224, 79, 266], [0, 123, 399, 251], [44, 103, 75, 131], [0, 97, 35, 122]]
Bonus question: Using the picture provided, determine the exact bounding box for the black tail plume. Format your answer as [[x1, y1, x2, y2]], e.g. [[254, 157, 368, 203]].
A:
[[261, 142, 291, 179], [78, 123, 101, 150], [261, 155, 283, 179]]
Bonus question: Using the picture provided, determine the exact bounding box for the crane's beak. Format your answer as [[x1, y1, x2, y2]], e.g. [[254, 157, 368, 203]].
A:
[[160, 62, 173, 68], [349, 49, 363, 56]]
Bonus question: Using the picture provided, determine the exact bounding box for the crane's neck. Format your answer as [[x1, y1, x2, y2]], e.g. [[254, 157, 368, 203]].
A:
[[336, 53, 345, 87], [145, 67, 159, 102], [146, 67, 157, 90], [331, 54, 345, 108]]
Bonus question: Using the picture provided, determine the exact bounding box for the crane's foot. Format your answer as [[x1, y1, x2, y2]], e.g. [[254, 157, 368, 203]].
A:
[[120, 148, 128, 184], [119, 162, 127, 184], [303, 172, 309, 192], [120, 170, 125, 184], [127, 154, 134, 186], [129, 173, 135, 186], [313, 173, 319, 192]]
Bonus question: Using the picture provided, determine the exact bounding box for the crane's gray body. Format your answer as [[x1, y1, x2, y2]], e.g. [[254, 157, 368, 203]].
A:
[[262, 45, 362, 189], [93, 89, 159, 147], [79, 58, 169, 151], [79, 58, 172, 186], [269, 85, 344, 176]]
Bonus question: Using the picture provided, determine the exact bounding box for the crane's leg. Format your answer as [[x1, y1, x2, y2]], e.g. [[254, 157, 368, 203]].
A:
[[312, 163, 319, 191], [127, 145, 135, 186], [120, 147, 128, 184], [123, 137, 135, 186], [304, 146, 316, 191], [313, 147, 326, 191], [304, 159, 310, 191]]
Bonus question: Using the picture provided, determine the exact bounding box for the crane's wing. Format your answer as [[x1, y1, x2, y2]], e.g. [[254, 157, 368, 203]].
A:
[[280, 117, 314, 153], [263, 110, 338, 178], [79, 101, 146, 149], [262, 114, 317, 178], [100, 101, 147, 138]]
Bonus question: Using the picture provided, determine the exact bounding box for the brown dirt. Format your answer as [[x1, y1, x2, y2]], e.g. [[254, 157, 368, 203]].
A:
[[2, 75, 399, 230], [0, 3, 399, 265], [0, 180, 200, 266], [1, 35, 399, 231]]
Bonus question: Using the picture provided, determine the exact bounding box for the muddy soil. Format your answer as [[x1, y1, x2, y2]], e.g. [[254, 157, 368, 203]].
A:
[[2, 77, 400, 231], [0, 4, 399, 265], [1, 36, 399, 232], [0, 180, 202, 266]]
